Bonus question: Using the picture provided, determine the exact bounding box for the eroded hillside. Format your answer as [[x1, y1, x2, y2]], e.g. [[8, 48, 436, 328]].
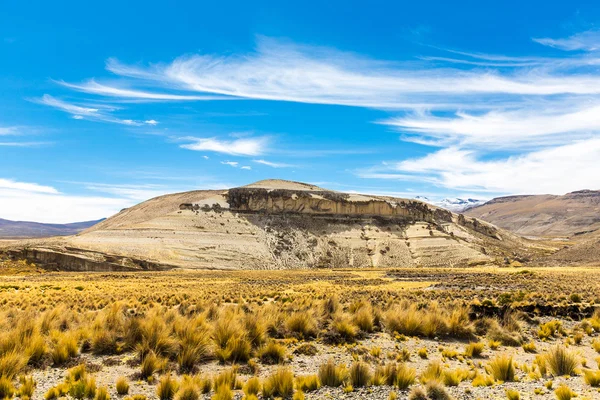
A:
[[2, 180, 548, 270]]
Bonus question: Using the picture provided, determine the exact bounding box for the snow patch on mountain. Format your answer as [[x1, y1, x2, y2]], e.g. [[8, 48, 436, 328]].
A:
[[413, 196, 486, 212]]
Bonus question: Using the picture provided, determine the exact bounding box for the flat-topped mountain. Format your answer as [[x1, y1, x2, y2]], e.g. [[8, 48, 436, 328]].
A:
[[3, 180, 548, 271]]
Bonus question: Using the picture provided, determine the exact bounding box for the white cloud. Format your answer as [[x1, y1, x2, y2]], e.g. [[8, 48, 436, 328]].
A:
[[181, 136, 268, 156], [0, 141, 49, 147], [57, 79, 229, 101], [253, 159, 293, 168], [241, 166, 252, 170], [366, 139, 600, 195], [0, 178, 58, 194], [144, 119, 159, 125], [0, 187, 130, 223], [382, 102, 600, 148], [36, 95, 156, 126], [69, 37, 600, 112], [221, 161, 239, 167], [0, 180, 132, 223], [0, 126, 19, 135], [534, 30, 600, 52]]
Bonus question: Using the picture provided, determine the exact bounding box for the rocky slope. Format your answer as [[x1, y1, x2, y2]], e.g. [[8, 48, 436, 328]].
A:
[[2, 180, 548, 270], [466, 190, 600, 238]]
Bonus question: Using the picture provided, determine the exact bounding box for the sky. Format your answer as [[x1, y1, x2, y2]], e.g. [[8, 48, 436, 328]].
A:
[[2, 1, 600, 223]]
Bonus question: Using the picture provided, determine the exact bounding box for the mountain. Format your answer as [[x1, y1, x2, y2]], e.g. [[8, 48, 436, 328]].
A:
[[2, 180, 545, 271], [466, 190, 600, 238], [0, 218, 104, 238], [414, 196, 486, 212]]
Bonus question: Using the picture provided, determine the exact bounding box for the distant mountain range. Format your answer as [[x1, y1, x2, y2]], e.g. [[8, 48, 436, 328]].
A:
[[414, 196, 486, 212], [465, 190, 600, 238], [0, 218, 104, 238]]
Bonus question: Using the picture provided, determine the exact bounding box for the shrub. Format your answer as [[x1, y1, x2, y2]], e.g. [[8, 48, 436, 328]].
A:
[[408, 387, 428, 400], [213, 368, 239, 390], [420, 361, 443, 384], [417, 348, 428, 359], [140, 351, 162, 380], [425, 380, 451, 400], [116, 377, 130, 395], [215, 335, 251, 364], [464, 342, 484, 358], [487, 355, 515, 382], [522, 342, 537, 353], [546, 346, 578, 377], [538, 320, 563, 340], [554, 385, 576, 400], [385, 305, 422, 337], [446, 306, 474, 338], [0, 376, 15, 399], [318, 359, 346, 387], [583, 369, 600, 387], [486, 319, 523, 346], [285, 312, 317, 339], [349, 362, 372, 387], [353, 307, 374, 333], [471, 372, 494, 387], [442, 370, 460, 387], [175, 382, 199, 400], [328, 315, 358, 343], [95, 387, 109, 400], [211, 384, 233, 400], [157, 374, 178, 400], [383, 363, 415, 389], [262, 367, 294, 399], [592, 339, 600, 353], [506, 389, 520, 400], [0, 349, 27, 379], [18, 375, 36, 399], [295, 375, 321, 392], [243, 377, 261, 396], [258, 341, 286, 364]]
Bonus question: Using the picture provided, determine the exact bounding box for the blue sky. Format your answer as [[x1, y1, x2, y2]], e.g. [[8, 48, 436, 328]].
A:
[[2, 1, 600, 222]]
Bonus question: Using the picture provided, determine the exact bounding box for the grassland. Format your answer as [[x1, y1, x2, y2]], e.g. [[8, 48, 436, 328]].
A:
[[2, 261, 600, 399]]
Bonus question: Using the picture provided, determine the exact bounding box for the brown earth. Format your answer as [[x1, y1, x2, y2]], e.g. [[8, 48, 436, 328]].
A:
[[466, 190, 600, 239]]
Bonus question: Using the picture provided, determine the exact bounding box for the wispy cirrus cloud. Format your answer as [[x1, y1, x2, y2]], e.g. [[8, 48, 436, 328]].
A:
[[0, 178, 58, 194], [35, 95, 159, 126], [57, 36, 600, 112], [534, 29, 600, 52], [56, 79, 231, 101], [180, 136, 269, 156], [253, 159, 294, 168], [0, 141, 51, 147], [46, 33, 600, 195]]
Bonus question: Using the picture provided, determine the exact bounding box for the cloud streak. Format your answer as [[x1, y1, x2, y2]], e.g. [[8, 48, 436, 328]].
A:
[[180, 136, 268, 156], [534, 29, 600, 52], [36, 95, 158, 126]]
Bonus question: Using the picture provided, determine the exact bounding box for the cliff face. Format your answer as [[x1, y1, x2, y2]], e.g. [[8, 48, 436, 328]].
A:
[[225, 187, 454, 223]]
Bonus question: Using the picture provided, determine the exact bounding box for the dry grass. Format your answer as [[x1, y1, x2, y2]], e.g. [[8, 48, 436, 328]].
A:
[[545, 346, 578, 377], [0, 267, 598, 398]]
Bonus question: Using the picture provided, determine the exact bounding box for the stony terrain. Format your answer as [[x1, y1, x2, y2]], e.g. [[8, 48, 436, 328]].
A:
[[2, 266, 600, 400]]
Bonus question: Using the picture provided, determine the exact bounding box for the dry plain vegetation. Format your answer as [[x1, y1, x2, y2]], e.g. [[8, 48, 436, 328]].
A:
[[2, 260, 600, 399]]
